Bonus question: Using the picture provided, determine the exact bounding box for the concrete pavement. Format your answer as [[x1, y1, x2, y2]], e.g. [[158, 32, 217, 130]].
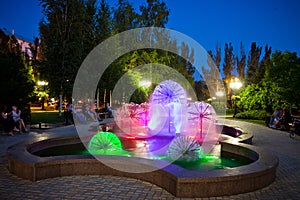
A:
[[0, 120, 300, 199]]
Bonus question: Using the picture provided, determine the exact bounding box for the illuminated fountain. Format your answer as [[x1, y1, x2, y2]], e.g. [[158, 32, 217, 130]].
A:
[[113, 80, 220, 160], [7, 79, 278, 198]]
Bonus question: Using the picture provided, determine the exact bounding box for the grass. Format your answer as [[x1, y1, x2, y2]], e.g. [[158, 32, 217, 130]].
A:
[[31, 111, 65, 124], [226, 116, 266, 126]]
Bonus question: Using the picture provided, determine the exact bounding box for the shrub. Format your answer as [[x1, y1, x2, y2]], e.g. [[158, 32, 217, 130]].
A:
[[235, 110, 271, 120], [225, 108, 234, 115]]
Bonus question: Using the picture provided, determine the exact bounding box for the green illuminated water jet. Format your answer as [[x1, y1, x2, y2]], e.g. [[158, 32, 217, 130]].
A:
[[88, 131, 131, 156]]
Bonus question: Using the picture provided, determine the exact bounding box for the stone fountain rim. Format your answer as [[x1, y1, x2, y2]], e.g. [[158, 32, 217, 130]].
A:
[[6, 131, 278, 197]]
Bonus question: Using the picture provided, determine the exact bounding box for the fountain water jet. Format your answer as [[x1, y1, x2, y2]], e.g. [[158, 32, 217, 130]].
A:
[[115, 80, 220, 157]]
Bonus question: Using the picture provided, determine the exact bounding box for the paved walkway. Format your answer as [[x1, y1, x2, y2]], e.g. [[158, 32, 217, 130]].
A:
[[0, 120, 300, 199]]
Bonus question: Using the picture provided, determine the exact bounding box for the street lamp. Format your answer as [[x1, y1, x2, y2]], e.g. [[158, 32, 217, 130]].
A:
[[229, 77, 242, 117], [216, 91, 224, 106], [37, 81, 48, 110]]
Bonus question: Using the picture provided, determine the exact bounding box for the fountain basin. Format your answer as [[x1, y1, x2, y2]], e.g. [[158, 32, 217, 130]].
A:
[[7, 134, 277, 198]]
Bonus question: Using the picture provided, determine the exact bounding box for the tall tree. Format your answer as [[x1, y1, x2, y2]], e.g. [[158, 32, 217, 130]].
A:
[[268, 51, 300, 107], [238, 50, 300, 112], [194, 80, 209, 101], [214, 43, 221, 71], [113, 0, 138, 33], [259, 44, 272, 80], [139, 0, 170, 27], [223, 43, 235, 80], [246, 42, 262, 85], [223, 43, 235, 94], [236, 42, 246, 80], [0, 29, 35, 108], [39, 0, 96, 102], [83, 0, 98, 52], [96, 0, 112, 43], [207, 43, 221, 71]]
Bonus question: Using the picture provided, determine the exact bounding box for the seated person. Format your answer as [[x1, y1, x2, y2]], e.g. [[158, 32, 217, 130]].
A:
[[81, 103, 96, 121], [87, 103, 101, 121], [0, 106, 16, 136], [71, 105, 87, 124], [279, 108, 292, 130], [12, 105, 27, 133], [269, 108, 280, 128], [106, 103, 113, 118]]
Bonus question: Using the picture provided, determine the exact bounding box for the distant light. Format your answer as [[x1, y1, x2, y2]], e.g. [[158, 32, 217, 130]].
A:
[[37, 81, 48, 86], [229, 78, 242, 90]]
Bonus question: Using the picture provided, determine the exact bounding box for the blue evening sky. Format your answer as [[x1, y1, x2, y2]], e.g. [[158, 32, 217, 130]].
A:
[[0, 0, 300, 56]]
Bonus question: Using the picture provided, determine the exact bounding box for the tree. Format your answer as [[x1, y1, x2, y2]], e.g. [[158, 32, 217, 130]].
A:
[[28, 37, 42, 80], [96, 0, 112, 43], [39, 0, 97, 102], [259, 44, 272, 79], [237, 80, 286, 113], [82, 0, 98, 53], [236, 42, 246, 81], [223, 43, 235, 96], [208, 43, 221, 72], [267, 51, 300, 107], [113, 0, 138, 33], [194, 80, 209, 101], [0, 30, 35, 108], [39, 0, 176, 106], [139, 0, 170, 27], [246, 42, 262, 85], [238, 50, 300, 112]]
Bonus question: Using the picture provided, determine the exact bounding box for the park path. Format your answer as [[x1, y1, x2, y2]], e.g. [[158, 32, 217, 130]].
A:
[[0, 119, 300, 199]]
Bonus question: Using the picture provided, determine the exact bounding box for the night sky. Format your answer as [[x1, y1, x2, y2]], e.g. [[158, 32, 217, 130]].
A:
[[1, 0, 300, 55]]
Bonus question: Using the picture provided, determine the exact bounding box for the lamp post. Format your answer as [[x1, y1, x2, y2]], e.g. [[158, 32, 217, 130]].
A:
[[37, 81, 48, 110], [216, 91, 224, 106], [229, 78, 242, 117]]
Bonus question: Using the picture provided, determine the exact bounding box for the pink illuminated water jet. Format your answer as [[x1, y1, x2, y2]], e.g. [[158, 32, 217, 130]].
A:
[[114, 80, 220, 154]]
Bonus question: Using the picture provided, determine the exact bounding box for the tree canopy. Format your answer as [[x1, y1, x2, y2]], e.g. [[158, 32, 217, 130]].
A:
[[39, 0, 198, 104], [237, 50, 300, 112], [0, 29, 35, 108], [38, 0, 300, 111]]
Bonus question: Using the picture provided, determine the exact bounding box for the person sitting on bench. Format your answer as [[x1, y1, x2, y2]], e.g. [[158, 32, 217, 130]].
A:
[[12, 105, 27, 133], [0, 106, 16, 136]]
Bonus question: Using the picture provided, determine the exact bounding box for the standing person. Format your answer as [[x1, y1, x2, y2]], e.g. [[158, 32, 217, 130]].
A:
[[12, 105, 27, 133]]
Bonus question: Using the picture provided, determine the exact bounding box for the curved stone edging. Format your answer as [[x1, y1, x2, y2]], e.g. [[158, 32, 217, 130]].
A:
[[6, 134, 277, 198]]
